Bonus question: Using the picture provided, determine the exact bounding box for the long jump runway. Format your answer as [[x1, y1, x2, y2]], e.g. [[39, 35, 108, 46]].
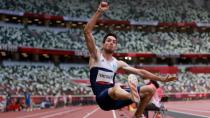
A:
[[0, 100, 209, 118], [165, 100, 210, 118]]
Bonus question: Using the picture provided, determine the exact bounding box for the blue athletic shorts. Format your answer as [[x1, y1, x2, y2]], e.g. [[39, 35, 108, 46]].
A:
[[94, 85, 141, 111]]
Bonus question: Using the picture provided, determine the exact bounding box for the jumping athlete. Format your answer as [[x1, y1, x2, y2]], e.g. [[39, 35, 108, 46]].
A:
[[84, 2, 177, 118]]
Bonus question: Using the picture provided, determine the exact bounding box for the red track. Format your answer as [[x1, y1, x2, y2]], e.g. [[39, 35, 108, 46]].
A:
[[166, 100, 210, 117], [0, 100, 209, 118]]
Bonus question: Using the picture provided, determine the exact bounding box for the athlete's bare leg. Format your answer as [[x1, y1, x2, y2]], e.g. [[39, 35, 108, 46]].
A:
[[108, 84, 155, 117], [134, 85, 156, 118], [108, 83, 131, 100]]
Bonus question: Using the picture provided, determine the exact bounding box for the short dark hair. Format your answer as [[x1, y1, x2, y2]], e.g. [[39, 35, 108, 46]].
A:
[[102, 33, 117, 43]]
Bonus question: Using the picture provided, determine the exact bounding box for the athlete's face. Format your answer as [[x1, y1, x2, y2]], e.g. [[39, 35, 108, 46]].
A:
[[102, 36, 117, 54]]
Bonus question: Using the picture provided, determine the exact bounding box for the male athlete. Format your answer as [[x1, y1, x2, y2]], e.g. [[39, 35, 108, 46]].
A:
[[84, 2, 177, 118]]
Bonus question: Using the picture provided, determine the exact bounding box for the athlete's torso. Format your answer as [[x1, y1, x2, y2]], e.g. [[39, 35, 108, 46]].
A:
[[89, 54, 118, 95]]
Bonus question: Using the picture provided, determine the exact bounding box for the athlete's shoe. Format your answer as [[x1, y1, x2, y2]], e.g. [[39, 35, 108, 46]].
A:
[[128, 74, 140, 103]]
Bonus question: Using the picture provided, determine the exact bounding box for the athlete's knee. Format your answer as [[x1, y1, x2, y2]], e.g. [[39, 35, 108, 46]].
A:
[[147, 85, 156, 95], [113, 84, 122, 92], [108, 85, 119, 99], [108, 84, 124, 99], [140, 85, 155, 96], [146, 85, 155, 96]]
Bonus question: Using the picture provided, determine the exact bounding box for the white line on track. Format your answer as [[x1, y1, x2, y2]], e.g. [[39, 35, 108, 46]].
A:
[[168, 107, 210, 113], [17, 109, 70, 118], [40, 108, 81, 118], [169, 110, 209, 118], [112, 110, 117, 118], [83, 107, 100, 118], [167, 104, 210, 110]]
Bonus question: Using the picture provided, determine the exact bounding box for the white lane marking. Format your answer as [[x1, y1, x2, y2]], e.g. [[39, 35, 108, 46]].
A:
[[167, 104, 210, 111], [112, 110, 117, 118], [167, 107, 210, 113], [40, 108, 81, 118], [18, 108, 70, 118], [83, 107, 100, 118], [169, 110, 209, 118]]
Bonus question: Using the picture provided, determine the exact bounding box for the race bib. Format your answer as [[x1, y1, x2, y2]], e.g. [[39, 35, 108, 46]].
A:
[[96, 70, 114, 84]]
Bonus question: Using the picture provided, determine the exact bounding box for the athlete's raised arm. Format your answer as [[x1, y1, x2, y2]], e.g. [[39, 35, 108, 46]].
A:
[[118, 60, 177, 82], [84, 2, 109, 61]]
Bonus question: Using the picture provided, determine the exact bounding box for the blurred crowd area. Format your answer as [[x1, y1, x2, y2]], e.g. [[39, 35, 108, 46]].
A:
[[0, 63, 91, 96], [0, 63, 210, 96], [0, 0, 209, 22], [0, 25, 209, 54], [0, 0, 210, 53], [0, 0, 209, 104], [0, 0, 210, 112]]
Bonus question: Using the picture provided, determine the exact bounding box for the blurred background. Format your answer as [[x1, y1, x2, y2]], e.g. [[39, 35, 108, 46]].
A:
[[0, 0, 209, 117]]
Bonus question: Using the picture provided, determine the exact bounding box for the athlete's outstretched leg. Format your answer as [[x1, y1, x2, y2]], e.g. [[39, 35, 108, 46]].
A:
[[134, 85, 156, 118], [108, 83, 131, 100]]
